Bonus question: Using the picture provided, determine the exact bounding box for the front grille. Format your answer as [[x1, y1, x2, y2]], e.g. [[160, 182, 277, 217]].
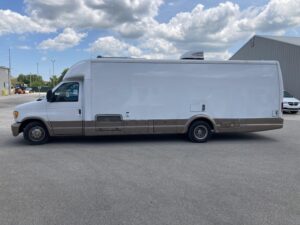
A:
[[288, 102, 299, 106]]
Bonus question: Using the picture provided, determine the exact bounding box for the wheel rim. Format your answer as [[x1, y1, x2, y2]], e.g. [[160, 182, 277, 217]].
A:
[[29, 126, 45, 142], [193, 125, 208, 140]]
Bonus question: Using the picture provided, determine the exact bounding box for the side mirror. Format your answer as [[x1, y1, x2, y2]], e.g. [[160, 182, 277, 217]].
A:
[[46, 90, 53, 102]]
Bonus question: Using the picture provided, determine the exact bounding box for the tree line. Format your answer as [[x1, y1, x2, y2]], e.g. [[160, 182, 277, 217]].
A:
[[11, 68, 69, 88]]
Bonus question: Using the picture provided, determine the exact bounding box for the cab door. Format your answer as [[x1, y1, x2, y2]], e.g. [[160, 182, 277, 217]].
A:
[[46, 81, 83, 136]]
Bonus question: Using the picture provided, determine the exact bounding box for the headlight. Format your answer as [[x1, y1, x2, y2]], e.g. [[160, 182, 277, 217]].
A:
[[13, 111, 19, 119]]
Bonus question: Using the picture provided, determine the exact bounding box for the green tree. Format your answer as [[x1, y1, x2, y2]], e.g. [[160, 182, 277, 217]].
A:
[[17, 74, 29, 85], [10, 78, 18, 87], [15, 68, 69, 88], [49, 75, 59, 87], [29, 74, 44, 86], [17, 74, 44, 87]]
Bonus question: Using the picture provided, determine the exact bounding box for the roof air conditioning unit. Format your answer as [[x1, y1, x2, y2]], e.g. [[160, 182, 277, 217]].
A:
[[180, 51, 204, 60]]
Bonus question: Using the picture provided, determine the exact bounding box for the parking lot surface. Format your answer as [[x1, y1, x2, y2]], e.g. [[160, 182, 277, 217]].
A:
[[0, 94, 300, 225]]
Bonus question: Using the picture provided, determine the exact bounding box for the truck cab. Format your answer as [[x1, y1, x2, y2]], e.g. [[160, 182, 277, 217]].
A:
[[12, 79, 83, 144]]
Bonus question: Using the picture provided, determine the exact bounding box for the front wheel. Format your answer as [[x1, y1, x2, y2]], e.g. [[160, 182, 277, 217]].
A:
[[23, 122, 49, 145], [188, 121, 212, 143]]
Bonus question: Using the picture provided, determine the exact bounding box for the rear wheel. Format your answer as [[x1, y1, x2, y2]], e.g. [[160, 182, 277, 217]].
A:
[[188, 121, 212, 143], [23, 122, 49, 145]]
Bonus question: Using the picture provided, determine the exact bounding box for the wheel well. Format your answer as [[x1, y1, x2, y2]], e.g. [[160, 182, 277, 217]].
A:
[[188, 118, 215, 132], [20, 119, 48, 133]]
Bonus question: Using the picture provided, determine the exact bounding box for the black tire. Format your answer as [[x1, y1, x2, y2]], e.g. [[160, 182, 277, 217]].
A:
[[290, 111, 298, 114], [23, 122, 49, 145], [188, 121, 212, 143]]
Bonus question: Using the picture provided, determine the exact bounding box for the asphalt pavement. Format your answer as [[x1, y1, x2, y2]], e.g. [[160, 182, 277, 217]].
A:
[[0, 94, 299, 225]]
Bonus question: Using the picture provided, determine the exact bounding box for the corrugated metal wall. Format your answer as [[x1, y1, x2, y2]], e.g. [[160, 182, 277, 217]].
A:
[[231, 36, 300, 99], [0, 67, 9, 93]]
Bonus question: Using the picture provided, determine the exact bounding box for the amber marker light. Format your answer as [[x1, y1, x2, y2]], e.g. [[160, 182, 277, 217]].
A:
[[13, 111, 19, 119]]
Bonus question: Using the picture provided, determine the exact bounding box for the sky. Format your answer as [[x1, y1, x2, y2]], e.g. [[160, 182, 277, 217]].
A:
[[0, 0, 299, 80]]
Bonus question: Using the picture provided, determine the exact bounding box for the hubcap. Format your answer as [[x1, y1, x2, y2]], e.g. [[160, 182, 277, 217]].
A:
[[194, 125, 208, 140], [29, 126, 45, 142]]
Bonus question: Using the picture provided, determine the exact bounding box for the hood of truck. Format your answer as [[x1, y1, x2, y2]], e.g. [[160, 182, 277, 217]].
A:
[[14, 99, 47, 122]]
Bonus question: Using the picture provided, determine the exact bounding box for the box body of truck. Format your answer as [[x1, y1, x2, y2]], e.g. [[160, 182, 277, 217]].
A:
[[12, 58, 284, 144]]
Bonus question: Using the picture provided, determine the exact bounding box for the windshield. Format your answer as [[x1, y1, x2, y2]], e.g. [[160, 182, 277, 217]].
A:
[[284, 91, 293, 98]]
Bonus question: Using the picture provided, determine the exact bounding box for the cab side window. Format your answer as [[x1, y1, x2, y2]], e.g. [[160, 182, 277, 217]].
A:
[[52, 82, 79, 102]]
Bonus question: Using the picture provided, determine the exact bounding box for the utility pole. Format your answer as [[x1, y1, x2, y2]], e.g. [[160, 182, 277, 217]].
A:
[[30, 72, 32, 87], [51, 59, 55, 88], [36, 62, 39, 75], [51, 59, 55, 76], [8, 48, 11, 95]]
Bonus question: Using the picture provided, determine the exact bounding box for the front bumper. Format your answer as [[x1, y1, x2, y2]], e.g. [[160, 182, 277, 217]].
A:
[[283, 108, 300, 112], [11, 123, 21, 136]]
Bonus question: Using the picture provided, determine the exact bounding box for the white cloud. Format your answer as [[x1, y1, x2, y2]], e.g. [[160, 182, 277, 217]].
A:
[[89, 36, 181, 59], [141, 38, 177, 54], [2, 0, 300, 58], [38, 28, 87, 51], [239, 0, 300, 32], [86, 0, 300, 60], [25, 0, 163, 31], [204, 51, 231, 60], [142, 0, 300, 59], [116, 19, 154, 38], [0, 9, 54, 36], [41, 56, 48, 61], [17, 45, 31, 50], [148, 2, 248, 54], [89, 36, 142, 57], [90, 2, 242, 59]]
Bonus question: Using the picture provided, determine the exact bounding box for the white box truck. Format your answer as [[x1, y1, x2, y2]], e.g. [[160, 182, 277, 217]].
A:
[[11, 58, 284, 144]]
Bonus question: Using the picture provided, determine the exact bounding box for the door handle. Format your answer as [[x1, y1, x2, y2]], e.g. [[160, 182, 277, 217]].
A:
[[78, 109, 82, 115]]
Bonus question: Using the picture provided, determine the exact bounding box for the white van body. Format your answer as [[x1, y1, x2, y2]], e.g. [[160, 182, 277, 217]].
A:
[[12, 58, 284, 143]]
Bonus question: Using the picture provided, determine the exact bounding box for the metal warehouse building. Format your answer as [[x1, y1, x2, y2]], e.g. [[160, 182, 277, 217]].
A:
[[0, 66, 10, 95], [231, 35, 300, 99]]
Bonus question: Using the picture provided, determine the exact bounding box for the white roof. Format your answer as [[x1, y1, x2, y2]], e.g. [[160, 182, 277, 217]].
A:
[[63, 58, 279, 81]]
